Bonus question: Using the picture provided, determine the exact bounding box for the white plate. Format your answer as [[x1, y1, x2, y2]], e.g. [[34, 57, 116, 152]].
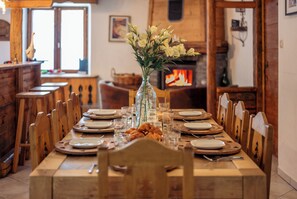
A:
[[178, 111, 202, 116], [190, 139, 225, 150], [184, 122, 212, 130], [84, 121, 112, 129], [90, 110, 116, 116], [69, 138, 104, 149]]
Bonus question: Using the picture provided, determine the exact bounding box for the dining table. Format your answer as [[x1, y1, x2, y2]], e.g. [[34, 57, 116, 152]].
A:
[[29, 109, 266, 199]]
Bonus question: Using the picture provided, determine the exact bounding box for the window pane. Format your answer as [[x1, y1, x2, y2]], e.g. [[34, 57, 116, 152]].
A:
[[61, 10, 84, 70], [32, 10, 54, 70]]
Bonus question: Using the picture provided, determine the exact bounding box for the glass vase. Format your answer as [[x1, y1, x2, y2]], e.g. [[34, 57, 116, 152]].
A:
[[135, 75, 157, 127]]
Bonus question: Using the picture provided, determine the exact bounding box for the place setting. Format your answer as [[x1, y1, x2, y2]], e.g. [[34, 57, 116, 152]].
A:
[[54, 136, 106, 155], [189, 138, 242, 156], [83, 109, 122, 120], [173, 120, 224, 135], [172, 110, 212, 121], [73, 120, 114, 133]]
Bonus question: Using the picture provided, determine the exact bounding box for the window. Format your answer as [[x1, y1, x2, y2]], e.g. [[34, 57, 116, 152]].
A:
[[168, 0, 183, 21], [28, 7, 88, 71]]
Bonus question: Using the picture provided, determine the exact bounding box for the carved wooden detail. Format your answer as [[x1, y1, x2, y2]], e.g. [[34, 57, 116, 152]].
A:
[[41, 74, 98, 106]]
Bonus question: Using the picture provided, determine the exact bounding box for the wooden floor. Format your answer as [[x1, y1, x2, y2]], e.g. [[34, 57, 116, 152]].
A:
[[0, 156, 296, 199]]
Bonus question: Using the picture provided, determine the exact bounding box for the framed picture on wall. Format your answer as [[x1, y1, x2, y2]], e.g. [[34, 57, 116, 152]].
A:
[[109, 15, 131, 42], [286, 0, 297, 15]]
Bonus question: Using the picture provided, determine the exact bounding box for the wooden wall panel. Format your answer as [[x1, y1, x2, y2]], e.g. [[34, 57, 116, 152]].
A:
[[150, 0, 206, 42]]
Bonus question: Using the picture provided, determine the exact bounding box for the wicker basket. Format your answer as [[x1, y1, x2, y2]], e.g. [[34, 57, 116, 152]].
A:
[[111, 68, 142, 88]]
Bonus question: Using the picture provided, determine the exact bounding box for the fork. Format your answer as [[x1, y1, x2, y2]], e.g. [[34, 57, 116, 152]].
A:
[[191, 134, 224, 139], [88, 163, 97, 174], [203, 155, 243, 162]]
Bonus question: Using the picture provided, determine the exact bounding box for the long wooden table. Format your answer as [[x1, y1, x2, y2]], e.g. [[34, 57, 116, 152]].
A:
[[29, 111, 266, 199]]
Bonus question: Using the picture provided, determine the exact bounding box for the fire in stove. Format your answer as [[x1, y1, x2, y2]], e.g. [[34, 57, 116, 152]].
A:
[[165, 69, 193, 87]]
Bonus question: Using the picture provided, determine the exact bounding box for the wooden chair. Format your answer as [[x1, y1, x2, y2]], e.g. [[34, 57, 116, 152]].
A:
[[129, 87, 170, 107], [217, 93, 233, 134], [230, 101, 249, 152], [98, 138, 194, 199], [41, 82, 68, 102], [128, 89, 137, 106], [169, 86, 207, 109], [13, 91, 51, 173], [29, 112, 54, 170], [66, 92, 82, 128], [29, 86, 60, 112], [99, 81, 130, 108], [247, 112, 273, 197], [51, 100, 70, 144]]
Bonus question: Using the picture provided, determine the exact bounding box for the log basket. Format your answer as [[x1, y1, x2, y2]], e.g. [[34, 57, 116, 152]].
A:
[[111, 68, 142, 88]]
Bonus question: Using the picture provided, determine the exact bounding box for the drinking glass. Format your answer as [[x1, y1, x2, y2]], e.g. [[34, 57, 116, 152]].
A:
[[113, 118, 125, 133], [113, 118, 127, 149], [158, 102, 170, 113], [163, 130, 181, 150], [162, 110, 174, 133], [121, 106, 131, 129]]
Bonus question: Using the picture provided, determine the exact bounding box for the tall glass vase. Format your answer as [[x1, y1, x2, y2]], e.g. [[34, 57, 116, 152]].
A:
[[135, 75, 157, 127]]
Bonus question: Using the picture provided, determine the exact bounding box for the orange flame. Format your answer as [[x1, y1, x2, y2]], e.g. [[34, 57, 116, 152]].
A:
[[165, 69, 193, 87]]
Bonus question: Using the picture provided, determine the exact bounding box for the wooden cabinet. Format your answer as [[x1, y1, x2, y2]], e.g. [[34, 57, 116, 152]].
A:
[[41, 73, 99, 106], [0, 62, 41, 177], [217, 86, 257, 114]]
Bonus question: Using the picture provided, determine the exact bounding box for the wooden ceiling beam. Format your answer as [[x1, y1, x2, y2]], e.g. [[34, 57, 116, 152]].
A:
[[6, 0, 98, 8], [216, 1, 256, 8], [6, 1, 53, 8]]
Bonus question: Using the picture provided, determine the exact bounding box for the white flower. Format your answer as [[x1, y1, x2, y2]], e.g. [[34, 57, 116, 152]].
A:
[[149, 25, 158, 34], [177, 44, 186, 55], [164, 47, 174, 57], [172, 46, 180, 58], [186, 48, 197, 56], [152, 35, 161, 43], [138, 39, 147, 48], [126, 32, 133, 40], [140, 33, 147, 40]]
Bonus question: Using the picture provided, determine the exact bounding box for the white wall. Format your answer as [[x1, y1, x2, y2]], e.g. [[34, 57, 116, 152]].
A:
[[278, 0, 297, 189], [0, 9, 11, 64], [90, 0, 149, 80], [225, 8, 254, 86]]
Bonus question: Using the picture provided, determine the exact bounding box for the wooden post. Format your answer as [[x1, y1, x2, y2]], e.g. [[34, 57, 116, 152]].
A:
[[206, 0, 217, 116], [10, 8, 23, 63], [254, 0, 264, 112]]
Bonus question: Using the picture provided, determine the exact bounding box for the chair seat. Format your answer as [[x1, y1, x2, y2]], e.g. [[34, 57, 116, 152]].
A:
[[42, 82, 68, 87], [30, 86, 60, 92], [16, 91, 50, 98]]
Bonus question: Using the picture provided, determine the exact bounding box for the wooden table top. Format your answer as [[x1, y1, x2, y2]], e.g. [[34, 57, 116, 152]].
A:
[[29, 109, 266, 199]]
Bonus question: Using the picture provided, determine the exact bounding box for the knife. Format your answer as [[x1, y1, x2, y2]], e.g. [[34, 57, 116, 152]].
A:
[[216, 156, 243, 161]]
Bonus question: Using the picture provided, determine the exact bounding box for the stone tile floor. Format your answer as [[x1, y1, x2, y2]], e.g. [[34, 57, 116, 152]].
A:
[[0, 156, 296, 199]]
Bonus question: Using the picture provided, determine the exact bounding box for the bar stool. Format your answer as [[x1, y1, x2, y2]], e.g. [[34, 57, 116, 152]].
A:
[[29, 86, 60, 112], [13, 91, 50, 173], [41, 82, 68, 102]]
